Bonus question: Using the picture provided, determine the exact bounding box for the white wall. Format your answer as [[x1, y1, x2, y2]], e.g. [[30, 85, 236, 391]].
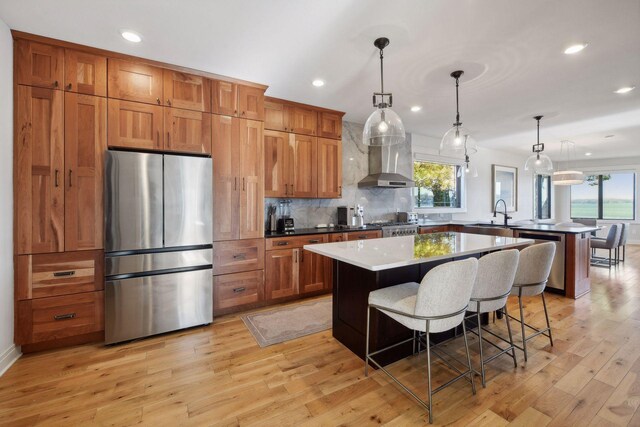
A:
[[0, 18, 18, 375], [412, 134, 535, 222]]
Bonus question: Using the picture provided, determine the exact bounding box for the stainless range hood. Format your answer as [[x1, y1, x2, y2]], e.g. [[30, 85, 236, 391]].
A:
[[358, 144, 414, 188]]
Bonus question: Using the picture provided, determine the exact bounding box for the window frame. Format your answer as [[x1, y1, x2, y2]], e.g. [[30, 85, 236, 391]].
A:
[[412, 153, 467, 213], [535, 174, 552, 220], [570, 172, 636, 220]]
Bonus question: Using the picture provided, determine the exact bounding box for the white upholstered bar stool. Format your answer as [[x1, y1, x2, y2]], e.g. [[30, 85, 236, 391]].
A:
[[508, 242, 556, 362], [465, 249, 520, 387], [365, 258, 478, 424]]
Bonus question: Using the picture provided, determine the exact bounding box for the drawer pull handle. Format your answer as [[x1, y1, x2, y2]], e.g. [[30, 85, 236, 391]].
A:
[[275, 242, 289, 246], [358, 235, 367, 239], [232, 287, 246, 293], [54, 313, 76, 321], [308, 239, 320, 243], [53, 271, 75, 277], [232, 254, 246, 260]]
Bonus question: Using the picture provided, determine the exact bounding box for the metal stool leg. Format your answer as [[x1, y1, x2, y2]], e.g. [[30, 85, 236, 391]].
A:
[[476, 311, 486, 387], [541, 292, 553, 347], [461, 319, 476, 395], [503, 304, 517, 368], [365, 306, 371, 376], [518, 293, 528, 362], [425, 321, 433, 424]]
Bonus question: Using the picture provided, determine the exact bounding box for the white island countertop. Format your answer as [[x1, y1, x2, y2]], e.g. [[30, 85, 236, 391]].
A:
[[304, 232, 534, 271]]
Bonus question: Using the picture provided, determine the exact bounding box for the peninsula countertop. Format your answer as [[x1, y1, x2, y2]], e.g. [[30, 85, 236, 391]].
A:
[[304, 232, 534, 271]]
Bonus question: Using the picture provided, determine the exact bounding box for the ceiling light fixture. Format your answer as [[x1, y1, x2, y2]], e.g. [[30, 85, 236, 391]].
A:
[[410, 106, 422, 112], [121, 30, 142, 43], [614, 86, 635, 94], [585, 152, 593, 156], [553, 140, 584, 185], [362, 37, 405, 146], [440, 70, 477, 155], [312, 79, 325, 87], [564, 43, 588, 54], [524, 115, 553, 174]]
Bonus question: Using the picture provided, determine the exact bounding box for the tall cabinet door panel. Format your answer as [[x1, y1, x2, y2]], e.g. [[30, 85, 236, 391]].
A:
[[64, 93, 106, 251], [107, 59, 163, 105], [212, 80, 237, 116], [289, 107, 317, 136], [163, 71, 211, 112], [292, 134, 317, 198], [264, 130, 291, 198], [265, 249, 298, 300], [239, 119, 264, 239], [64, 50, 107, 96], [15, 86, 64, 255], [300, 250, 330, 294], [212, 115, 240, 241], [16, 40, 64, 89], [317, 138, 342, 198], [107, 99, 163, 150], [238, 86, 264, 121], [164, 108, 211, 154]]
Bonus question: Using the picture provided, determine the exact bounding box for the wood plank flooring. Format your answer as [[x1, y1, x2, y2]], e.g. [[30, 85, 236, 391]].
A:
[[1, 246, 639, 426]]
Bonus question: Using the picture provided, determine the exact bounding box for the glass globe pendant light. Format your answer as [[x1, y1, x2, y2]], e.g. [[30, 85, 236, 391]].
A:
[[440, 70, 477, 155], [362, 37, 406, 146], [457, 135, 478, 178], [524, 115, 553, 174]]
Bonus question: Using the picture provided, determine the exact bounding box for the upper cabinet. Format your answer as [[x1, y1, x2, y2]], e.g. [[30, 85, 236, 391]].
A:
[[163, 70, 211, 112], [64, 49, 107, 96], [264, 99, 290, 132], [164, 108, 211, 154], [289, 106, 317, 136], [107, 99, 163, 150], [317, 138, 342, 198], [107, 59, 163, 105], [264, 97, 344, 139], [212, 80, 237, 116], [238, 85, 265, 121], [16, 40, 64, 89], [318, 111, 342, 139]]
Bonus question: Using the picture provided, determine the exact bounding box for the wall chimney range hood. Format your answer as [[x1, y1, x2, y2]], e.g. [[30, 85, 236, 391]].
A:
[[358, 145, 414, 188]]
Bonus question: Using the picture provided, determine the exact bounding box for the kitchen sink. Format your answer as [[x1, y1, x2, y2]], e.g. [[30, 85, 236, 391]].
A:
[[468, 223, 510, 228]]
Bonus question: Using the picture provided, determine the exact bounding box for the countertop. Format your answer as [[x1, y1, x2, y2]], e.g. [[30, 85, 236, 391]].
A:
[[303, 232, 533, 271]]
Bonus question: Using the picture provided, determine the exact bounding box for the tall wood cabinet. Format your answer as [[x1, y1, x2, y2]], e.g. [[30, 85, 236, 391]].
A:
[[317, 137, 342, 198], [264, 131, 317, 198]]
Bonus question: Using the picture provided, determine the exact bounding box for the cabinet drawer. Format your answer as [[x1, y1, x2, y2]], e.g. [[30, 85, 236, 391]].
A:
[[419, 226, 449, 234], [213, 239, 265, 275], [346, 230, 382, 241], [214, 270, 264, 311], [265, 234, 329, 251], [15, 250, 104, 300], [16, 291, 104, 345]]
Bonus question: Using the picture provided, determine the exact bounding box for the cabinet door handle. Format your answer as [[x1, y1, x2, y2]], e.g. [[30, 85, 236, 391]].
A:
[[232, 287, 246, 293], [68, 169, 72, 187], [232, 253, 246, 260], [53, 80, 59, 88], [156, 98, 161, 105], [290, 185, 294, 195], [358, 235, 368, 239], [54, 169, 60, 187], [284, 183, 288, 195], [66, 83, 72, 90], [308, 239, 320, 243], [157, 131, 160, 146], [294, 250, 298, 263], [167, 131, 170, 146], [243, 177, 246, 191], [53, 270, 75, 277], [300, 250, 304, 262], [54, 313, 76, 321], [167, 99, 171, 106], [275, 241, 289, 246]]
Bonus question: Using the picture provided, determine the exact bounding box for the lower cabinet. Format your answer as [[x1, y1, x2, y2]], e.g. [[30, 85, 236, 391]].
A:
[[346, 230, 382, 241], [213, 270, 264, 313], [299, 249, 331, 294], [265, 248, 299, 299]]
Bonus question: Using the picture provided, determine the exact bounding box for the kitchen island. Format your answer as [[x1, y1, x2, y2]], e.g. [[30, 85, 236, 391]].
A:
[[305, 232, 533, 365]]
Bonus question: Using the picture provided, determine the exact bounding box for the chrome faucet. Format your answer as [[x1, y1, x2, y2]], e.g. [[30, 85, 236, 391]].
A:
[[493, 199, 512, 227]]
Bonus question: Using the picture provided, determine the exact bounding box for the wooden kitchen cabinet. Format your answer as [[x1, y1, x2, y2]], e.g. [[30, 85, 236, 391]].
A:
[[107, 59, 163, 105], [289, 106, 317, 136], [299, 235, 331, 294], [265, 248, 299, 300], [212, 116, 263, 240], [214, 270, 264, 313], [318, 111, 343, 139], [107, 99, 163, 150], [213, 238, 265, 275], [164, 108, 212, 154], [64, 49, 107, 96], [212, 80, 237, 116], [16, 40, 64, 89], [264, 99, 290, 131], [64, 93, 106, 251], [264, 130, 293, 197], [292, 134, 317, 197], [15, 86, 65, 255], [238, 85, 265, 121], [163, 70, 211, 112], [346, 230, 382, 241], [329, 233, 347, 242], [317, 137, 342, 198]]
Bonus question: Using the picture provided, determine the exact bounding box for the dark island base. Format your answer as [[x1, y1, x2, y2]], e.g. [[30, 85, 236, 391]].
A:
[[332, 256, 488, 367]]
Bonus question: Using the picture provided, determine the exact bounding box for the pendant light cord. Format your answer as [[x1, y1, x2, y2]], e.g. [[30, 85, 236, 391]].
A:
[[379, 48, 384, 94], [455, 76, 461, 126]]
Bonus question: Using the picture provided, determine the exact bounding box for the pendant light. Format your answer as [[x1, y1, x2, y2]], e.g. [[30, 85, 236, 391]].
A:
[[553, 140, 584, 185], [457, 135, 478, 178], [524, 115, 553, 174], [440, 70, 477, 155], [362, 37, 406, 146]]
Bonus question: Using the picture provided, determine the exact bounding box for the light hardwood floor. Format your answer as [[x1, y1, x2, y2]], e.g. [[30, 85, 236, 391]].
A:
[[1, 246, 639, 426]]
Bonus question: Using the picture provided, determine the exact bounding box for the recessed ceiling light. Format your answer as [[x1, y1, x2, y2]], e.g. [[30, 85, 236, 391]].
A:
[[585, 152, 593, 156], [312, 79, 325, 87], [614, 86, 635, 94], [604, 134, 615, 138], [564, 43, 588, 54], [121, 30, 142, 43], [410, 106, 422, 112]]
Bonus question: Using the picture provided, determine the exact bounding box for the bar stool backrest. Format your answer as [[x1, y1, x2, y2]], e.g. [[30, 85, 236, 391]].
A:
[[415, 258, 478, 333], [619, 223, 630, 246], [470, 249, 520, 312], [604, 224, 621, 248], [513, 242, 556, 297]]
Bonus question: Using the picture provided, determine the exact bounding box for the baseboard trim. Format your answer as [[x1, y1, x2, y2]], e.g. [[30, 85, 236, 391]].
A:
[[0, 344, 21, 377]]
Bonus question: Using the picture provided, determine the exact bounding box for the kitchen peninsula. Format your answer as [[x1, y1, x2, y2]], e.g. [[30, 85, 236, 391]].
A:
[[304, 232, 533, 364]]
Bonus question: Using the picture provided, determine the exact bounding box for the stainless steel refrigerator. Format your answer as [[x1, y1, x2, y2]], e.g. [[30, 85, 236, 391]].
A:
[[104, 150, 213, 344]]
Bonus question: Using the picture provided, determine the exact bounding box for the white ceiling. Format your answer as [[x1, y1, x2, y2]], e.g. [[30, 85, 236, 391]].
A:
[[1, 0, 639, 160]]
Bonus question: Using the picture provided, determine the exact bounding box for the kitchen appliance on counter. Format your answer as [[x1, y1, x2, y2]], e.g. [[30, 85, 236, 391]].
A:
[[104, 150, 213, 345], [397, 212, 418, 224], [338, 205, 365, 227], [277, 200, 295, 232]]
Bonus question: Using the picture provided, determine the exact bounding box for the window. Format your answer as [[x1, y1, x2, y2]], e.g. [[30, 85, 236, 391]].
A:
[[571, 172, 636, 220], [535, 175, 551, 219], [413, 161, 462, 209]]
